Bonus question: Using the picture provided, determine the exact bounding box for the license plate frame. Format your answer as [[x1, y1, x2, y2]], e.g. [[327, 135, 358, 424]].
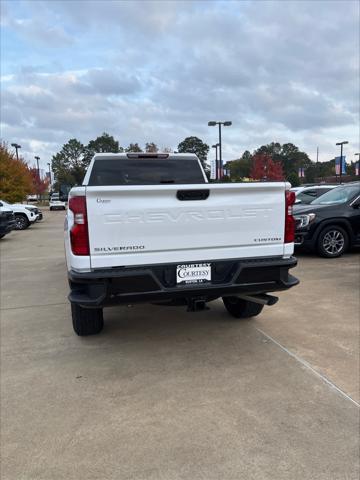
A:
[[176, 263, 211, 285]]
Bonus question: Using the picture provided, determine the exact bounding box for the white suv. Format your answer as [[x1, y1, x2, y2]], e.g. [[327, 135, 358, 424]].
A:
[[49, 194, 66, 211], [0, 200, 37, 230]]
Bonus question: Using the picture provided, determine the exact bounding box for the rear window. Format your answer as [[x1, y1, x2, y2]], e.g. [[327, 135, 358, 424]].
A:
[[312, 185, 360, 205], [296, 190, 317, 204], [88, 159, 205, 186]]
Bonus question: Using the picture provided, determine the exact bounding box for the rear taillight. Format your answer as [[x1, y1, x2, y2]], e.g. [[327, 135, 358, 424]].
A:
[[285, 190, 296, 243], [69, 196, 89, 255]]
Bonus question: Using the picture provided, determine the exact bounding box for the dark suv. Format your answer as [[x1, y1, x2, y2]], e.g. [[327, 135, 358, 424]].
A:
[[294, 183, 360, 257], [0, 208, 16, 239]]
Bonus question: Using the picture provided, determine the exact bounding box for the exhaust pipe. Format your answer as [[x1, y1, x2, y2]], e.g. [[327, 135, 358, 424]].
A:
[[237, 294, 279, 306]]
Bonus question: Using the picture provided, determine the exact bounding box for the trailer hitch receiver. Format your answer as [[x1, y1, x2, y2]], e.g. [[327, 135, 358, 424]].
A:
[[187, 297, 209, 312]]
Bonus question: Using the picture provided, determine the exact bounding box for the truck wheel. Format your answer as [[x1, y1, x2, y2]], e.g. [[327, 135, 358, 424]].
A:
[[14, 214, 30, 230], [223, 297, 264, 319], [71, 304, 104, 336], [317, 225, 348, 258]]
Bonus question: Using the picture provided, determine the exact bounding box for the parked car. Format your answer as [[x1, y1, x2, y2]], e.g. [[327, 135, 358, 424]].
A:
[[0, 200, 37, 230], [32, 205, 43, 221], [294, 182, 360, 257], [26, 204, 43, 221], [26, 194, 38, 202], [291, 184, 316, 193], [291, 185, 338, 205], [49, 194, 66, 211], [64, 152, 299, 336], [12, 202, 43, 221], [0, 204, 16, 238]]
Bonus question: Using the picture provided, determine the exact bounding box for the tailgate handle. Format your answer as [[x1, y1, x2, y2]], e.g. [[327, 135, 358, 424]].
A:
[[177, 190, 210, 201]]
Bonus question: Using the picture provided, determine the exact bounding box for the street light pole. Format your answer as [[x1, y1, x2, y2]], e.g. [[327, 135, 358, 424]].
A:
[[208, 121, 232, 180], [212, 143, 219, 180], [340, 144, 343, 184], [11, 143, 21, 160], [34, 156, 40, 181], [335, 141, 348, 184], [47, 162, 52, 186], [218, 123, 222, 179]]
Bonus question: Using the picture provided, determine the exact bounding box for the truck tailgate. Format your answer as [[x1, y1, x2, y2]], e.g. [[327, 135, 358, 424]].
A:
[[86, 183, 287, 268]]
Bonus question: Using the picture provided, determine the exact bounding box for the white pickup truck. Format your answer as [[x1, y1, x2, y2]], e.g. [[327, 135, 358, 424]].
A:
[[65, 153, 298, 336]]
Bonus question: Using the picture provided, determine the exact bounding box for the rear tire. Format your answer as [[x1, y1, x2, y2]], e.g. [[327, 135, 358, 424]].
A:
[[71, 303, 104, 336], [14, 214, 30, 230], [317, 225, 349, 258], [223, 297, 264, 319], [49, 207, 53, 211]]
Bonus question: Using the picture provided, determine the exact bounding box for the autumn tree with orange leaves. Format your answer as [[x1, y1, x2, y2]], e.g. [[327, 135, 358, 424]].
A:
[[0, 142, 32, 202], [29, 167, 50, 198], [250, 153, 284, 181]]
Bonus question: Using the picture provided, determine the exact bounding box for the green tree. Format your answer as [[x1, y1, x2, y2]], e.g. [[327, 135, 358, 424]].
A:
[[51, 138, 86, 188], [145, 142, 158, 153], [125, 143, 143, 152], [255, 142, 311, 180], [304, 163, 317, 183], [228, 150, 252, 180], [256, 142, 282, 159], [281, 143, 311, 178], [287, 172, 300, 187], [84, 132, 122, 164], [177, 136, 209, 169], [347, 161, 356, 177], [317, 159, 335, 179]]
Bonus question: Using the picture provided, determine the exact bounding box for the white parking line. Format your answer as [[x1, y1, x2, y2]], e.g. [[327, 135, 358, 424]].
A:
[[1, 302, 68, 311], [256, 327, 360, 408], [1, 255, 65, 263]]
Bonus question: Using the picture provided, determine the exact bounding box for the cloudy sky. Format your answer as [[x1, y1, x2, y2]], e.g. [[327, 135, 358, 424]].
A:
[[1, 0, 359, 172]]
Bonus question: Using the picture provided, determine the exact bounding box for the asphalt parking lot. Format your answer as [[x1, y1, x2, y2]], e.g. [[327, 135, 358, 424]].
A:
[[1, 210, 359, 480]]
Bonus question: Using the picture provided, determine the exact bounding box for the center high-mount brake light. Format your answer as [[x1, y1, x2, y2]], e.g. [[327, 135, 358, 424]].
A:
[[285, 190, 296, 243], [69, 196, 89, 255], [126, 153, 169, 159]]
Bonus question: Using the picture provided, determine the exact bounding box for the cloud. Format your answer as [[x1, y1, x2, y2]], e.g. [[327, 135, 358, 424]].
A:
[[1, 0, 359, 171], [51, 0, 183, 34], [3, 13, 74, 48], [73, 69, 142, 96]]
